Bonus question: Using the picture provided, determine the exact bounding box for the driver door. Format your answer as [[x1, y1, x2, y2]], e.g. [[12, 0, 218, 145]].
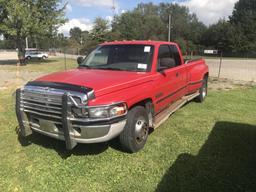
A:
[[154, 44, 187, 114]]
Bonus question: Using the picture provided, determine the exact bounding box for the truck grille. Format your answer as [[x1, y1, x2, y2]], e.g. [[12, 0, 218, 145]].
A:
[[21, 89, 63, 119]]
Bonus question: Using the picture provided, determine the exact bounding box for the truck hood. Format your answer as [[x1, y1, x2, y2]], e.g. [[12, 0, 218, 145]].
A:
[[35, 69, 153, 97]]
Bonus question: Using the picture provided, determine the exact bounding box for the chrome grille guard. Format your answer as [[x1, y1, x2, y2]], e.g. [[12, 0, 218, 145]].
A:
[[16, 81, 95, 150]]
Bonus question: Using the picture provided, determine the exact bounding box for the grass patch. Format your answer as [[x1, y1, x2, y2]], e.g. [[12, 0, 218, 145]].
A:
[[0, 86, 256, 191], [0, 58, 77, 73]]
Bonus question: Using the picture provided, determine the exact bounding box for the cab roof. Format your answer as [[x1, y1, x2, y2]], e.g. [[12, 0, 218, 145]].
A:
[[100, 40, 177, 46]]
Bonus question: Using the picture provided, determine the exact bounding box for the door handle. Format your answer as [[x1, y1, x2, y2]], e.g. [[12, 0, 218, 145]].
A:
[[176, 72, 179, 77]]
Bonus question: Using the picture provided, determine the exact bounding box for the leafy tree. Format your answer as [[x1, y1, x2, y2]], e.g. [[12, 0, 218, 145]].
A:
[[230, 0, 256, 51], [111, 2, 206, 52], [91, 17, 109, 43], [79, 18, 110, 55], [70, 27, 82, 44], [174, 37, 187, 54], [188, 14, 207, 45], [201, 19, 235, 51], [0, 0, 66, 64], [54, 33, 68, 48], [158, 3, 206, 47], [112, 11, 144, 40], [81, 30, 90, 45]]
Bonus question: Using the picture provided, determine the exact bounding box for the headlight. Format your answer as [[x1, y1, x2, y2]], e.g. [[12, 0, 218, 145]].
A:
[[88, 102, 127, 119], [89, 107, 109, 118]]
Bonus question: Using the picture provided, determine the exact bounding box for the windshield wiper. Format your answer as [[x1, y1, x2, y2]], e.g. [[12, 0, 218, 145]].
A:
[[95, 67, 125, 71], [78, 65, 91, 69]]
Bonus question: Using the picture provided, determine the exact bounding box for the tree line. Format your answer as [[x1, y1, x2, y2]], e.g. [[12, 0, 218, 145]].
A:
[[64, 0, 256, 55], [0, 0, 255, 63]]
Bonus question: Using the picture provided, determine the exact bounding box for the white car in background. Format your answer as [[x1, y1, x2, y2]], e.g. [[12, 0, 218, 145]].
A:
[[25, 51, 48, 60]]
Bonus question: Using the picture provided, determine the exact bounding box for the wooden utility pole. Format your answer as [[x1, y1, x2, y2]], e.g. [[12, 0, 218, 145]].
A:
[[111, 0, 116, 16], [25, 37, 28, 49], [218, 51, 223, 79], [168, 14, 171, 42]]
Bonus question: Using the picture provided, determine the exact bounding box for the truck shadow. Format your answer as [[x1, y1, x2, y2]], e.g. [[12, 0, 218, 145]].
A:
[[156, 121, 256, 192], [16, 126, 113, 159]]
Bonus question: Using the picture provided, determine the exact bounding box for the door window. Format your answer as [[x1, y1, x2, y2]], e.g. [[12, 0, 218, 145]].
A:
[[157, 45, 175, 70]]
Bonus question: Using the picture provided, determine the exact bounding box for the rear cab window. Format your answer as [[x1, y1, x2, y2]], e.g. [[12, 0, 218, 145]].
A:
[[170, 45, 182, 67]]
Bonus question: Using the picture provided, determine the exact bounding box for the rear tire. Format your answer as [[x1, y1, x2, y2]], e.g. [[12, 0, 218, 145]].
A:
[[119, 106, 149, 153], [42, 56, 46, 60], [195, 76, 208, 103], [26, 56, 31, 60]]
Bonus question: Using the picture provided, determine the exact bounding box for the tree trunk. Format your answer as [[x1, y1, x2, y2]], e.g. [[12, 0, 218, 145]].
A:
[[16, 34, 26, 66]]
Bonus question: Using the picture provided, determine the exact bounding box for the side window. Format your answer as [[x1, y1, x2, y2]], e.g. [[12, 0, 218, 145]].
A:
[[170, 45, 182, 66], [157, 45, 175, 70]]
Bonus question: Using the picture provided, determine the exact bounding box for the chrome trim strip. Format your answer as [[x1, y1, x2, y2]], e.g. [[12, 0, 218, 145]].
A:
[[21, 101, 61, 110], [24, 85, 88, 104], [23, 105, 62, 115], [23, 109, 61, 119], [21, 97, 62, 106]]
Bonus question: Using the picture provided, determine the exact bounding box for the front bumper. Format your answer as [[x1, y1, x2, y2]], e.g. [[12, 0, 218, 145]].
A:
[[16, 89, 126, 150]]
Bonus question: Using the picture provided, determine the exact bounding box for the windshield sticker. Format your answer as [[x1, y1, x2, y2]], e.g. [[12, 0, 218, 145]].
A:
[[138, 63, 147, 70], [144, 46, 151, 52]]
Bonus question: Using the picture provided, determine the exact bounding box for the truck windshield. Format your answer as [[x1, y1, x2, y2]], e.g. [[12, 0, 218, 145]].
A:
[[80, 44, 154, 72]]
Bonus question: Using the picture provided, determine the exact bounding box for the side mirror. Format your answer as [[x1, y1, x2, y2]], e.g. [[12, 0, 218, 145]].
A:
[[157, 58, 176, 72], [77, 56, 84, 65], [157, 65, 168, 72]]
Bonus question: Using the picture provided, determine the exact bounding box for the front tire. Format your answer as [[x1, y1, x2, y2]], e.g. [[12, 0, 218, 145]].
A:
[[119, 106, 149, 153], [195, 76, 208, 103]]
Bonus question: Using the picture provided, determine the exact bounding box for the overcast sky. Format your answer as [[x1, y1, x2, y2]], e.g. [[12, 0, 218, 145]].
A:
[[59, 0, 239, 35]]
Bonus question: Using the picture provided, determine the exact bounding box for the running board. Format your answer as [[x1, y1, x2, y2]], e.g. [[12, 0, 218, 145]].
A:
[[153, 92, 199, 129]]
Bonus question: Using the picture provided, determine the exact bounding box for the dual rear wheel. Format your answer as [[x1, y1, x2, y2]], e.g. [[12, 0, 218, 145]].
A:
[[195, 76, 208, 102]]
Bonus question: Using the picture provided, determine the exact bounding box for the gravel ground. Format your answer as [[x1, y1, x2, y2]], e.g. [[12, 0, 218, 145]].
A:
[[206, 58, 256, 82]]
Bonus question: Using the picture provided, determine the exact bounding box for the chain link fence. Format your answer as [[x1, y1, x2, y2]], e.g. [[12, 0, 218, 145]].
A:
[[206, 58, 256, 82], [187, 51, 256, 82]]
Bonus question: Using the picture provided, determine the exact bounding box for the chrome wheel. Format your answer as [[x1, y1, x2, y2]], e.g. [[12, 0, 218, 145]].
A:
[[135, 117, 148, 144], [119, 106, 149, 153], [195, 77, 208, 103], [202, 84, 207, 98]]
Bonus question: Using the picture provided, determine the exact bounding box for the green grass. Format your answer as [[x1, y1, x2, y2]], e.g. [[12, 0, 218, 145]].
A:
[[0, 86, 256, 191], [0, 58, 77, 73]]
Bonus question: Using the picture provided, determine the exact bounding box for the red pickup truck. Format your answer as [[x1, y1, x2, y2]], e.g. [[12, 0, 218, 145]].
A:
[[16, 41, 208, 153]]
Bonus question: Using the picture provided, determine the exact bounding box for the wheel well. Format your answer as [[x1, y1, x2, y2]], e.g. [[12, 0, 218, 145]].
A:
[[129, 98, 154, 127], [129, 98, 153, 110]]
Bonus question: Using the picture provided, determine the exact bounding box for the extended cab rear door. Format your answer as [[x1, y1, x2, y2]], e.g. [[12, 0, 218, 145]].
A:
[[154, 44, 187, 114]]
